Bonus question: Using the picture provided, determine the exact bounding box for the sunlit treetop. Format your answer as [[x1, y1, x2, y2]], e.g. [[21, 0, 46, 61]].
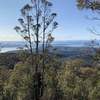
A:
[[77, 0, 100, 10]]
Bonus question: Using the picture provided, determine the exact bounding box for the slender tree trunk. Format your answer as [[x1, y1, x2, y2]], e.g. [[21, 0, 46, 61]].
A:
[[41, 4, 46, 97], [27, 15, 33, 66], [34, 0, 40, 100]]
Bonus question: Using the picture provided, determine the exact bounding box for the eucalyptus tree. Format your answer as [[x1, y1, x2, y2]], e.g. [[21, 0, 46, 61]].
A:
[[77, 0, 100, 38], [14, 0, 58, 100], [77, 0, 100, 10]]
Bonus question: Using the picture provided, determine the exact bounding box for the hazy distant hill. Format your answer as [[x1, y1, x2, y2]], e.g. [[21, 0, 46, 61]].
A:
[[0, 40, 100, 48], [0, 40, 99, 54], [0, 40, 98, 69]]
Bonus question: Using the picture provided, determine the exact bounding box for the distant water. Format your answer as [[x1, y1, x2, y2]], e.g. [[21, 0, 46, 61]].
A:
[[0, 40, 100, 53], [1, 47, 17, 53]]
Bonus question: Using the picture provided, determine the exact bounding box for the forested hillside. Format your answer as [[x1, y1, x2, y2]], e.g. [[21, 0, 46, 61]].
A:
[[0, 50, 100, 100], [0, 0, 100, 100]]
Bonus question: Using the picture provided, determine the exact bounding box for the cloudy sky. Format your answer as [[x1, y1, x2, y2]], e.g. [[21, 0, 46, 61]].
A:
[[0, 0, 99, 41]]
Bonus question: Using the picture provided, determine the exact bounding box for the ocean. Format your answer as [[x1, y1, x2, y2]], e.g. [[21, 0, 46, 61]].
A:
[[0, 40, 99, 53]]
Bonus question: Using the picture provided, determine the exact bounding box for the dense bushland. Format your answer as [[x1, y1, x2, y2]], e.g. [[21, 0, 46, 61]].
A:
[[0, 51, 100, 100]]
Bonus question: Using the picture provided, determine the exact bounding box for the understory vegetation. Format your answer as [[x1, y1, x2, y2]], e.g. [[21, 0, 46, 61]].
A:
[[0, 51, 100, 100]]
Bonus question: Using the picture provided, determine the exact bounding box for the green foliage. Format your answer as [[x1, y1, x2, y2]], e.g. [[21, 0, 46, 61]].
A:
[[0, 53, 20, 69], [77, 0, 100, 10], [0, 68, 11, 100], [58, 59, 100, 100], [0, 53, 100, 100], [4, 62, 34, 100], [18, 50, 29, 63]]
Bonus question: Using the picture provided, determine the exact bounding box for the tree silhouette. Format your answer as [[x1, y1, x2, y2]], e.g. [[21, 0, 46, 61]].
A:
[[77, 0, 100, 10], [77, 0, 100, 38], [14, 0, 58, 100]]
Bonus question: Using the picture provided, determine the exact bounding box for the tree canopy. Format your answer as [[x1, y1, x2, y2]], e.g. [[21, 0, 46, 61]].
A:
[[77, 0, 100, 10]]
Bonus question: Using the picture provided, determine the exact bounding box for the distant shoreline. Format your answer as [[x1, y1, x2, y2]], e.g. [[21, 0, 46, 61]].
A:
[[0, 40, 100, 53]]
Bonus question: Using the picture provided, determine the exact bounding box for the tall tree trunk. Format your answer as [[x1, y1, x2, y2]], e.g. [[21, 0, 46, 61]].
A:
[[27, 15, 33, 66], [34, 0, 41, 100]]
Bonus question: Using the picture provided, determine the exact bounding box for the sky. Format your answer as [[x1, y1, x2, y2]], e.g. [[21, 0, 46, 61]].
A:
[[0, 0, 99, 41]]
